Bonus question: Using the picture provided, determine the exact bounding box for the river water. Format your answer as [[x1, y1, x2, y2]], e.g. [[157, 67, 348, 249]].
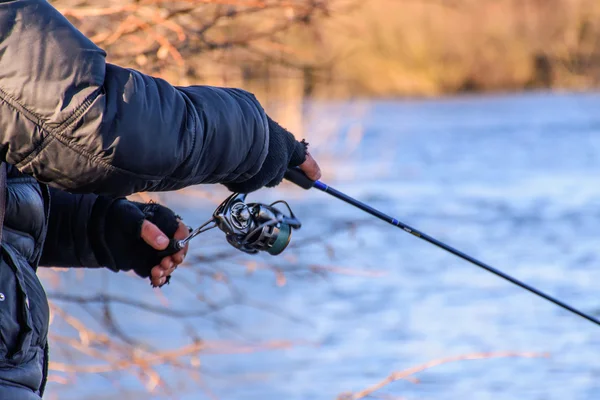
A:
[[46, 92, 600, 400]]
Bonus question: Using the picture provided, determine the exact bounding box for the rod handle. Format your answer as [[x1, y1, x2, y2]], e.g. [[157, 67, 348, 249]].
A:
[[284, 168, 315, 190]]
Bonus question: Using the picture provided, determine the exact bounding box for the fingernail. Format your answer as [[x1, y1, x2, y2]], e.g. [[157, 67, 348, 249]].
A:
[[156, 235, 168, 246]]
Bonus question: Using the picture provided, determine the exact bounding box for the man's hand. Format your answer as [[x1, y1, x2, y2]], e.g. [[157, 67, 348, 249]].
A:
[[224, 115, 321, 193], [93, 198, 187, 285], [140, 219, 190, 287], [299, 151, 321, 181]]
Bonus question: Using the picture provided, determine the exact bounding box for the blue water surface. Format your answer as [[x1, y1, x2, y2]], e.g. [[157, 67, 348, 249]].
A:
[[46, 92, 600, 400]]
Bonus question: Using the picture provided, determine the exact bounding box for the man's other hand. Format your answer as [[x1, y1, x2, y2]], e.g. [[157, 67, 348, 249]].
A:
[[141, 219, 190, 287]]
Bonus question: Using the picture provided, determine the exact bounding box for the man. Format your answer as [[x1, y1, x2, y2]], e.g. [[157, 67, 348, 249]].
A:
[[0, 0, 321, 398]]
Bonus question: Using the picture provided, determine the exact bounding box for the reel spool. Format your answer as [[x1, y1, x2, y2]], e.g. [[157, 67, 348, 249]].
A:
[[213, 193, 301, 255], [173, 193, 301, 256]]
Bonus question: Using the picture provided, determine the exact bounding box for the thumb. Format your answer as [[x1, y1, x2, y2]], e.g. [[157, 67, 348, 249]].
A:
[[140, 220, 170, 250]]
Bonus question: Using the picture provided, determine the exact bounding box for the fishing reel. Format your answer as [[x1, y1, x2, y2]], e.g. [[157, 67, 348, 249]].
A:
[[171, 193, 301, 255]]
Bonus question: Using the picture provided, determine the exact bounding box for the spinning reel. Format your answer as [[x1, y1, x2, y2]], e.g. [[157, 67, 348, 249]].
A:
[[169, 193, 301, 255]]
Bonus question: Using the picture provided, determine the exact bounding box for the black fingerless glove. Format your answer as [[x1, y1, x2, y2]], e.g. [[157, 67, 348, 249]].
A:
[[224, 115, 308, 193], [89, 197, 180, 279]]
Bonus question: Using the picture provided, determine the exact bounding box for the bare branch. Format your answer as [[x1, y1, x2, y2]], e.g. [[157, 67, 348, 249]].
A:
[[48, 292, 235, 318], [338, 352, 551, 400]]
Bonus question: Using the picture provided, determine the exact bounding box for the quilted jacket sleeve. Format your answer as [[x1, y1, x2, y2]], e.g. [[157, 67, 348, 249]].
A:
[[0, 0, 269, 197]]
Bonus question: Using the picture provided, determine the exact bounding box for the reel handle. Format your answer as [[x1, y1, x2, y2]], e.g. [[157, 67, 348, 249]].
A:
[[284, 168, 315, 190], [156, 238, 184, 259]]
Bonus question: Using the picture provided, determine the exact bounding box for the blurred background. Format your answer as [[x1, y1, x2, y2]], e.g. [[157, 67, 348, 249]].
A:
[[44, 0, 600, 399]]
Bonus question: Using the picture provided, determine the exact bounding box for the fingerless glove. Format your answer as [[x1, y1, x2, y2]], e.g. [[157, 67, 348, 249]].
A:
[[224, 115, 308, 193], [89, 197, 180, 279]]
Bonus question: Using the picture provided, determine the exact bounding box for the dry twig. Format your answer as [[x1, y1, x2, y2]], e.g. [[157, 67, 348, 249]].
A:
[[53, 0, 336, 81], [337, 351, 551, 400]]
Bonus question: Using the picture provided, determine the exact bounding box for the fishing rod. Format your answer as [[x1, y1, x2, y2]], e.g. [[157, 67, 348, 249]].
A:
[[167, 168, 600, 328], [282, 168, 600, 328]]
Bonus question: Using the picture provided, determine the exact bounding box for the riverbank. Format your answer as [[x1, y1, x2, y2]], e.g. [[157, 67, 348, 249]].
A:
[[159, 0, 600, 98], [57, 0, 600, 98]]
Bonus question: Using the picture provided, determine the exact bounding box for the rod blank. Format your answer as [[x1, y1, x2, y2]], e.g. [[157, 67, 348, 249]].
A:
[[284, 168, 600, 328]]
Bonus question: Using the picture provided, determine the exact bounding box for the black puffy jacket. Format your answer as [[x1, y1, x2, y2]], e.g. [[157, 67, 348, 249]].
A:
[[0, 0, 281, 397], [0, 166, 50, 399], [0, 0, 270, 196], [1, 165, 112, 398]]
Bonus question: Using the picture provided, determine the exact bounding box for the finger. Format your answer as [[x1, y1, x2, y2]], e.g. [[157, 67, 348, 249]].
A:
[[299, 152, 321, 181], [160, 257, 174, 271], [151, 277, 163, 287], [151, 276, 167, 287], [174, 221, 189, 240], [151, 269, 168, 287], [140, 220, 169, 250], [150, 266, 165, 287], [166, 264, 177, 277], [171, 248, 186, 264], [170, 246, 188, 266], [151, 266, 164, 279]]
